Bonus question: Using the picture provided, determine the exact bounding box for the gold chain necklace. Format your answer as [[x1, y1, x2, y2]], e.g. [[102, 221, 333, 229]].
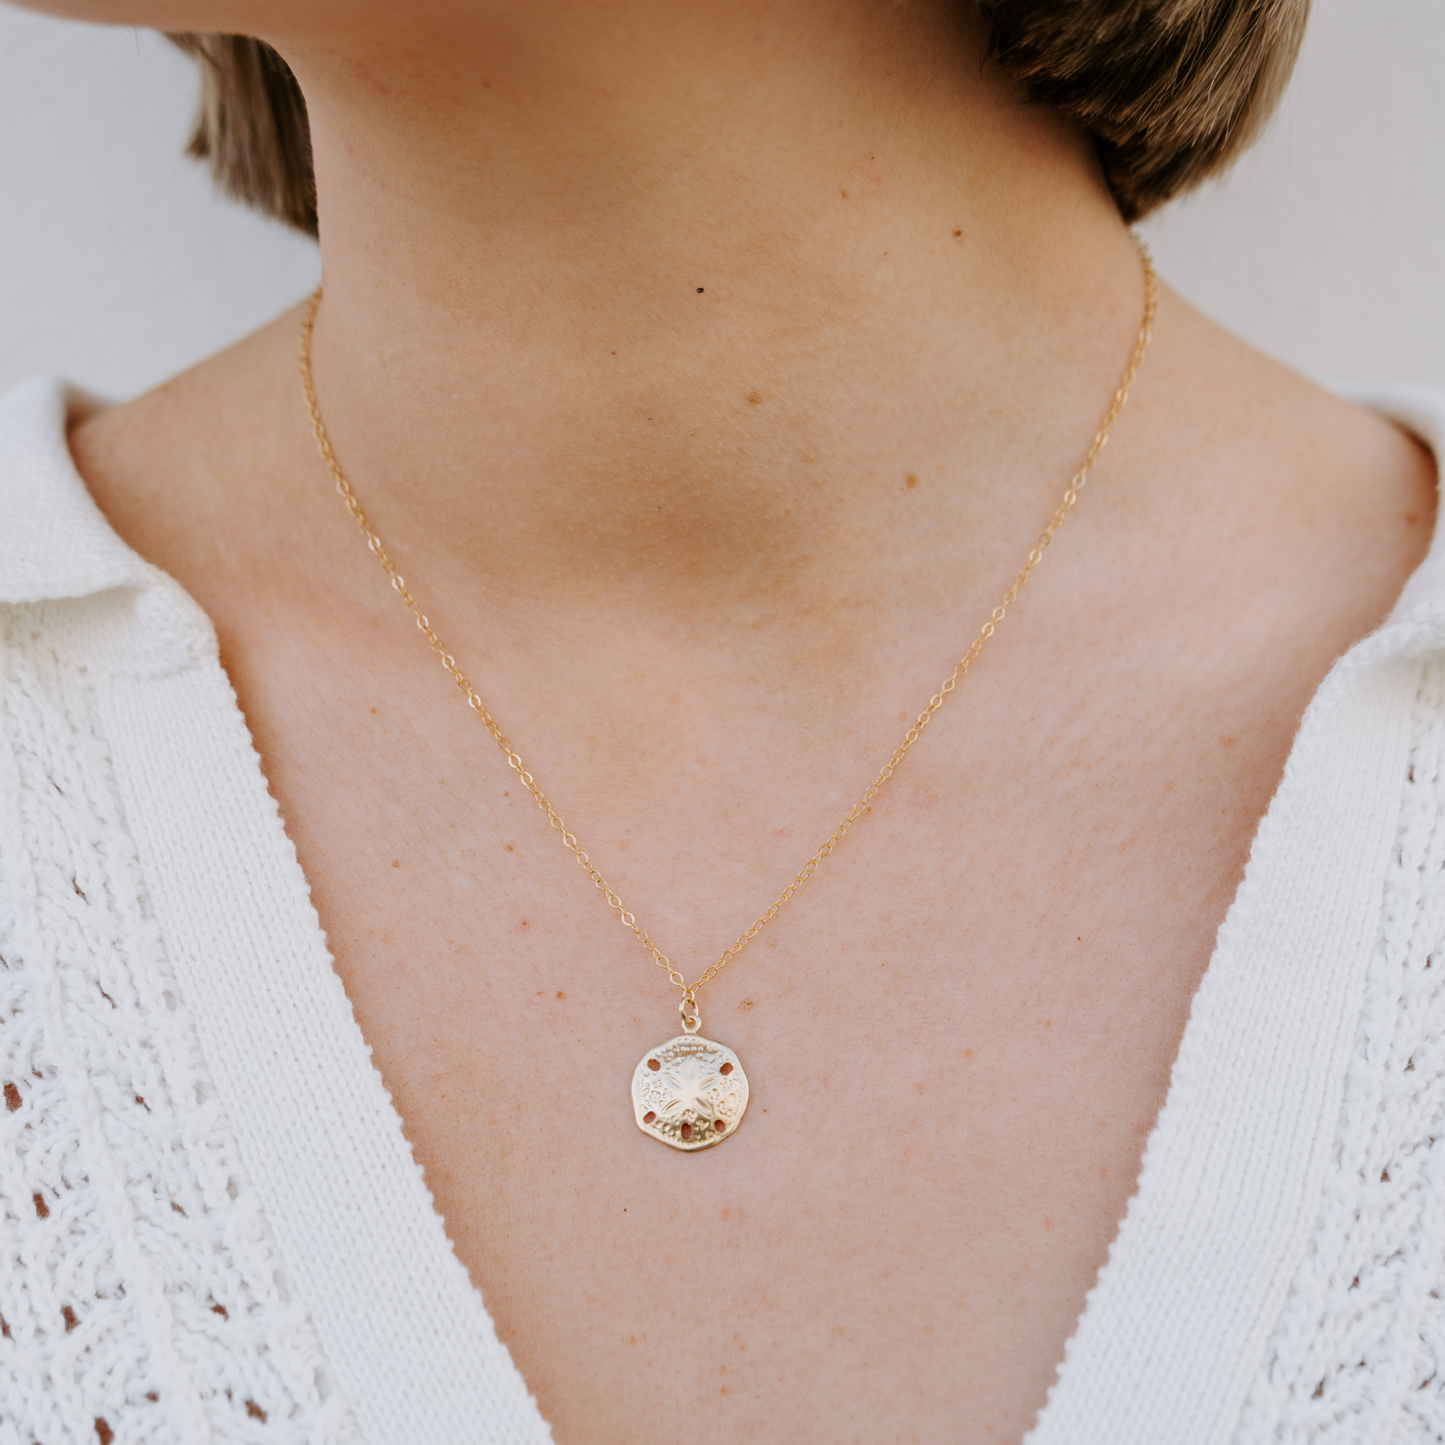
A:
[[298, 243, 1157, 1151]]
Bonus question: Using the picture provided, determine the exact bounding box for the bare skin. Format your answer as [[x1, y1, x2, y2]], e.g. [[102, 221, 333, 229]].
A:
[[20, 0, 1436, 1438]]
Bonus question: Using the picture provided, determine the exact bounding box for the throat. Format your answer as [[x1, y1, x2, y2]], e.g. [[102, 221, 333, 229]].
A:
[[280, 0, 1145, 624], [297, 231, 1147, 636]]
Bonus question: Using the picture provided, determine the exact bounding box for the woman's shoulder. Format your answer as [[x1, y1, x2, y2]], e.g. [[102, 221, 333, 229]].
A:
[[1145, 292, 1440, 551], [1120, 292, 1444, 695]]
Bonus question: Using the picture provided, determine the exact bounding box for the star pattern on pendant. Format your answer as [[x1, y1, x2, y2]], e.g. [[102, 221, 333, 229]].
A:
[[634, 1036, 747, 1149], [658, 1053, 722, 1120]]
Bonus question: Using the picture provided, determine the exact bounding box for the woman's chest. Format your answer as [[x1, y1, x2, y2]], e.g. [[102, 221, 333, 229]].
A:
[[356, 914, 1202, 1445], [236, 625, 1289, 1444]]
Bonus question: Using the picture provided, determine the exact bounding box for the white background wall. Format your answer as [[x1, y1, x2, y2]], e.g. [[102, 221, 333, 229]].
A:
[[1, 0, 1442, 403]]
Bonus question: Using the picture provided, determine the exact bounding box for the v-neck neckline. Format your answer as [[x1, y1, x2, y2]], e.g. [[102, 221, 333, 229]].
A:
[[9, 377, 1445, 1443]]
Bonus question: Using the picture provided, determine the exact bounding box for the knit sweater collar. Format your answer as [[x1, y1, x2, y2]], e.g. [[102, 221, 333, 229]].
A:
[[0, 379, 155, 605]]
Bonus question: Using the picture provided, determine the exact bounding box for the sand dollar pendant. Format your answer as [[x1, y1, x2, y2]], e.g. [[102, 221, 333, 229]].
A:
[[632, 997, 748, 1151]]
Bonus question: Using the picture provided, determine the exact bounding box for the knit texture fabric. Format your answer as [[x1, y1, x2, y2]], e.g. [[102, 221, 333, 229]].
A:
[[3, 375, 1445, 1443], [0, 599, 360, 1445], [1236, 654, 1445, 1443]]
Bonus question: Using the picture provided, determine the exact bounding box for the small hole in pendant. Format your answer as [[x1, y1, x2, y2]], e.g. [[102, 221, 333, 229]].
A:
[[714, 1119, 726, 1133], [648, 1059, 661, 1071], [681, 1123, 693, 1141], [719, 1062, 733, 1076], [643, 1111, 656, 1124]]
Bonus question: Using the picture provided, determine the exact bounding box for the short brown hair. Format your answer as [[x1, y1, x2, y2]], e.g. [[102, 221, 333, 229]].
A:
[[980, 0, 1310, 221], [171, 0, 1309, 235], [168, 33, 316, 236]]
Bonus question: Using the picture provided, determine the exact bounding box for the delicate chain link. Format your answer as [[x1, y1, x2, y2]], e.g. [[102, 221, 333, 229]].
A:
[[299, 243, 1157, 1010]]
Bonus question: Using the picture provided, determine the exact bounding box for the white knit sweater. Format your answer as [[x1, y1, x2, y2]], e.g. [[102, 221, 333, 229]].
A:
[[3, 375, 1445, 1445]]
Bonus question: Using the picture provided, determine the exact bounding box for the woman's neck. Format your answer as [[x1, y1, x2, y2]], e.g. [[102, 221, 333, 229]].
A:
[[271, 0, 1144, 625]]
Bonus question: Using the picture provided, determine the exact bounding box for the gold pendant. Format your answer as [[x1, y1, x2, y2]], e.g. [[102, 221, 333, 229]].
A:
[[632, 1031, 749, 1151]]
